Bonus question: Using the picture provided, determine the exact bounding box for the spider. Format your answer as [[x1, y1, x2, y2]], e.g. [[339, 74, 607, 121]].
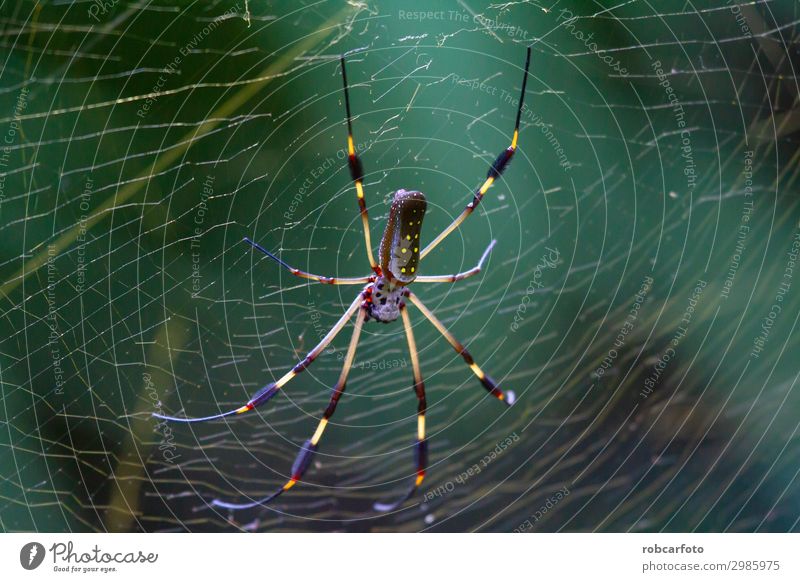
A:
[[155, 47, 531, 512]]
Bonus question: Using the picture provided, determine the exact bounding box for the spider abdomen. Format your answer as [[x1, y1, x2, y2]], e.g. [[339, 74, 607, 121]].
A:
[[379, 189, 426, 284]]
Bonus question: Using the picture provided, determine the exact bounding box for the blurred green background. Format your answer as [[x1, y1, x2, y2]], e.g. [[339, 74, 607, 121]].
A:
[[1, 0, 799, 532]]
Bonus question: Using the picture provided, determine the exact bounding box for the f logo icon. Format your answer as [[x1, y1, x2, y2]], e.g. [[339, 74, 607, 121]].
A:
[[20, 542, 46, 570]]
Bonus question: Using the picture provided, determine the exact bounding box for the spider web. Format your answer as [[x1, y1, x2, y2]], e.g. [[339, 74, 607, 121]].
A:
[[1, 0, 799, 532]]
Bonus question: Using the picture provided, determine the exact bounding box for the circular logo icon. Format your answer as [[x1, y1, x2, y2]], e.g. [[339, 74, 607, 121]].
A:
[[20, 542, 46, 570]]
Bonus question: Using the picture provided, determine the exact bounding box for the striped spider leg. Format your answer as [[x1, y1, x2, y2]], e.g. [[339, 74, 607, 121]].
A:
[[211, 304, 369, 509], [152, 289, 368, 425], [373, 300, 427, 512], [420, 46, 531, 261], [154, 47, 531, 513], [341, 54, 379, 274]]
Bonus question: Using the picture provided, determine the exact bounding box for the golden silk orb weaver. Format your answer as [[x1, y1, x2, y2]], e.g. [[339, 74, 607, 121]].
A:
[[154, 47, 531, 512]]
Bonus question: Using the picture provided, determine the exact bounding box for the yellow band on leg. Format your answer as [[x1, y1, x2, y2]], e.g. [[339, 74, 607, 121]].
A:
[[276, 370, 296, 389], [469, 362, 485, 381], [479, 176, 495, 195], [311, 418, 328, 446]]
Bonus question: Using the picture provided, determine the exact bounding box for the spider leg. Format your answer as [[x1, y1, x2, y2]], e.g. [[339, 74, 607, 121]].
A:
[[413, 239, 496, 284], [419, 47, 531, 261], [340, 55, 378, 272], [211, 306, 367, 509], [374, 303, 428, 512], [153, 291, 366, 423], [244, 237, 374, 285], [406, 290, 515, 406]]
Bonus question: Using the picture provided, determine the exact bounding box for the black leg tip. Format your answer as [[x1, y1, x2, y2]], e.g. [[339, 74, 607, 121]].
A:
[[373, 482, 418, 513]]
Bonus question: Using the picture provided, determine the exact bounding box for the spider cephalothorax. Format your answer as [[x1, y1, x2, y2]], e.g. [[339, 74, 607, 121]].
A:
[[155, 47, 531, 513], [367, 278, 405, 323]]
